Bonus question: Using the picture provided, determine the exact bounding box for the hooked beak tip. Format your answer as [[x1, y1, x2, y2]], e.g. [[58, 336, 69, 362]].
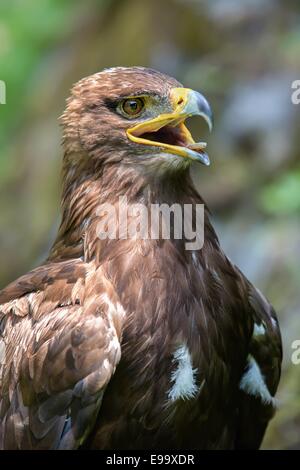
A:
[[194, 92, 214, 132]]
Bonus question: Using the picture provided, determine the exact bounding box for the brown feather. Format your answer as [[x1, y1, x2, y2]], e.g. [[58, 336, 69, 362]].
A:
[[0, 67, 282, 449]]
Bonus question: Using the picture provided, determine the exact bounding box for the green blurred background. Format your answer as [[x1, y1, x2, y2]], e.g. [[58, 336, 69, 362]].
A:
[[0, 0, 299, 449]]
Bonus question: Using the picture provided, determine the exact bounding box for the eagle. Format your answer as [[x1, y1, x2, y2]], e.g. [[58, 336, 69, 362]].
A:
[[0, 67, 282, 450]]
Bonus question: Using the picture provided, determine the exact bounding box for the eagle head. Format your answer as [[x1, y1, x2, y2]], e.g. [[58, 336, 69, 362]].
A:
[[61, 66, 213, 172]]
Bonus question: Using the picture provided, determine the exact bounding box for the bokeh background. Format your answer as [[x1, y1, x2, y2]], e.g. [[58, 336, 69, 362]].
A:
[[0, 0, 299, 449]]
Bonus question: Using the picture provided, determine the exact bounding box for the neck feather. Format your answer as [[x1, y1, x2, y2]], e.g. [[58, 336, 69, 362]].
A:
[[48, 152, 216, 263]]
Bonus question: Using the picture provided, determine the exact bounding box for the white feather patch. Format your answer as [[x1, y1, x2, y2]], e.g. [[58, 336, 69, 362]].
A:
[[253, 322, 266, 337], [168, 345, 198, 402], [239, 355, 276, 406]]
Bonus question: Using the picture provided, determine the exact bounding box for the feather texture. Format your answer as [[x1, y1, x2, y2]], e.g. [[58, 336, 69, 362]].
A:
[[0, 67, 282, 449]]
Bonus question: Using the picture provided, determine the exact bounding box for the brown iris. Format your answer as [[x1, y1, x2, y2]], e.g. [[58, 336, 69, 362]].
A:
[[122, 98, 144, 117]]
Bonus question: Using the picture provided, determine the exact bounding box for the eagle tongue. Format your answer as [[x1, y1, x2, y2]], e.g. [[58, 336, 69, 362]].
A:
[[187, 142, 207, 150]]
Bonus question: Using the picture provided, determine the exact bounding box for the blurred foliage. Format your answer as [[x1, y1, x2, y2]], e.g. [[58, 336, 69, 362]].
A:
[[0, 0, 300, 449], [260, 169, 300, 215]]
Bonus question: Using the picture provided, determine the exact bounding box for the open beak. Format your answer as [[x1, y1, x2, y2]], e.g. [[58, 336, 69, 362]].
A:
[[126, 88, 213, 166]]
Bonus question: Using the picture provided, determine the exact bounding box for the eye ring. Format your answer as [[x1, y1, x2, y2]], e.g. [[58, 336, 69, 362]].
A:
[[121, 97, 145, 117]]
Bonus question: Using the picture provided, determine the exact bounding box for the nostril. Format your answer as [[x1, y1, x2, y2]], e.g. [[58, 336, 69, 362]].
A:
[[177, 98, 184, 106]]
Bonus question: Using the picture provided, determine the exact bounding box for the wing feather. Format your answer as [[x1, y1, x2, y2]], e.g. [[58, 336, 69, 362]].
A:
[[236, 280, 282, 449], [0, 259, 125, 449]]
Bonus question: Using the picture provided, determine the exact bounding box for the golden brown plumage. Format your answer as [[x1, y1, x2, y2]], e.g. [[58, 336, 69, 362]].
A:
[[0, 67, 282, 449]]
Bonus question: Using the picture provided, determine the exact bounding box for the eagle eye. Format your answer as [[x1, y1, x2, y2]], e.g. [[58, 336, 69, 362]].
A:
[[121, 98, 145, 117]]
